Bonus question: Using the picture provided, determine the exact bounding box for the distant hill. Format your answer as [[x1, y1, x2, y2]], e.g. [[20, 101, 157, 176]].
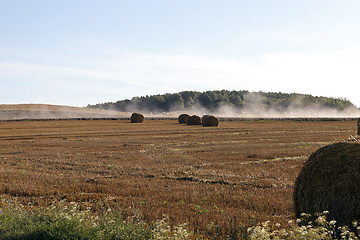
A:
[[88, 90, 358, 117], [0, 104, 128, 120]]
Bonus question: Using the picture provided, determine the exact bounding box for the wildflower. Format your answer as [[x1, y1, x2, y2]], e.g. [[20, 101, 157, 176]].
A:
[[281, 229, 289, 236], [323, 210, 329, 215], [329, 220, 337, 225], [316, 216, 326, 225], [262, 221, 271, 227], [301, 213, 307, 217], [288, 220, 293, 224], [275, 223, 281, 227]]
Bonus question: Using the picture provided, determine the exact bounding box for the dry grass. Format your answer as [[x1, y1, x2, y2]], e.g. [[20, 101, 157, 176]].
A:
[[0, 119, 356, 233]]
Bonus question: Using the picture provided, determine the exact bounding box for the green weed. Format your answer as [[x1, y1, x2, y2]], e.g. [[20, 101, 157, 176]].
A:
[[2, 198, 359, 239]]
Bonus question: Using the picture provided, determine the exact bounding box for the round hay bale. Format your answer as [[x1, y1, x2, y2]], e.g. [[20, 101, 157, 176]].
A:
[[202, 115, 219, 127], [293, 142, 360, 227], [130, 113, 145, 123], [202, 115, 210, 122], [186, 115, 202, 125], [178, 114, 190, 124]]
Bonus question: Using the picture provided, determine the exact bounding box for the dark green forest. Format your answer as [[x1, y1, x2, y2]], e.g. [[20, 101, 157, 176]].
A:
[[88, 90, 356, 113]]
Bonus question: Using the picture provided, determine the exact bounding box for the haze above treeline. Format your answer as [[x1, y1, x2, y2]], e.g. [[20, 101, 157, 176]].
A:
[[88, 90, 359, 118]]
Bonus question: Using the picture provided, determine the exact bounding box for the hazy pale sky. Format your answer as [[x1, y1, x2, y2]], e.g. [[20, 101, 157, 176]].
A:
[[1, 0, 360, 107]]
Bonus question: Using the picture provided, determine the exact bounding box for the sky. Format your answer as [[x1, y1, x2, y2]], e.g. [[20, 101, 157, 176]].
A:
[[1, 0, 360, 107]]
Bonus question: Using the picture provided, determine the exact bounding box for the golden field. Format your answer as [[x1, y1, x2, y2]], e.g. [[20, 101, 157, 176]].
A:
[[0, 119, 357, 233]]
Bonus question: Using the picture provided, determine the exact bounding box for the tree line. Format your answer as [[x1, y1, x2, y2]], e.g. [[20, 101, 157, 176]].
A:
[[87, 90, 356, 113]]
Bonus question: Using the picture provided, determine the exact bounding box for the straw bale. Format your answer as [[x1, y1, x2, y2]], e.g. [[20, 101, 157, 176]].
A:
[[343, 135, 360, 143], [202, 115, 210, 123], [186, 115, 202, 125], [202, 115, 219, 127], [293, 142, 360, 227], [130, 113, 145, 123], [178, 114, 190, 124]]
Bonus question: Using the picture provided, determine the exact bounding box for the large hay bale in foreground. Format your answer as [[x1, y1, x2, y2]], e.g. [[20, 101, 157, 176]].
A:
[[202, 115, 219, 127], [293, 142, 360, 226], [130, 113, 145, 123], [186, 115, 202, 125], [178, 114, 190, 124]]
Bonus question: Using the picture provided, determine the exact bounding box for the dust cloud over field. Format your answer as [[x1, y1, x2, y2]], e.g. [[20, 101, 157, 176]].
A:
[[212, 104, 360, 118], [211, 93, 360, 118], [1, 101, 359, 121], [129, 93, 360, 119], [150, 104, 360, 119], [0, 104, 129, 120]]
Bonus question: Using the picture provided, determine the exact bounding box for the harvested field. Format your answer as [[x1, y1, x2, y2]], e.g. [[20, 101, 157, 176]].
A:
[[0, 119, 357, 233]]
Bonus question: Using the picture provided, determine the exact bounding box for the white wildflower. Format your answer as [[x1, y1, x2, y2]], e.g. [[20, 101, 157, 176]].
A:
[[262, 221, 271, 227], [329, 220, 337, 225], [316, 216, 326, 225]]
